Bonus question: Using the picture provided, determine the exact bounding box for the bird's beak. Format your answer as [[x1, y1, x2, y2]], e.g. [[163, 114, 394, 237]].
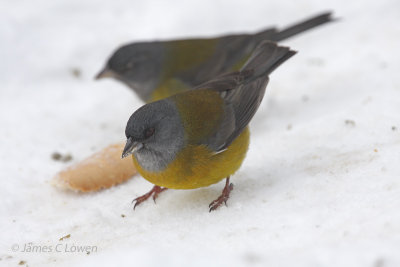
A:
[[121, 137, 143, 158], [95, 67, 115, 80]]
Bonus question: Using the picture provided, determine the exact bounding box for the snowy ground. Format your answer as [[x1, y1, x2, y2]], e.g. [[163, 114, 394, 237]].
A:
[[1, 0, 400, 266]]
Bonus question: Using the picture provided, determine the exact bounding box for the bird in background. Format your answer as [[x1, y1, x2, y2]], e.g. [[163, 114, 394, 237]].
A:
[[96, 12, 332, 102], [121, 41, 296, 211]]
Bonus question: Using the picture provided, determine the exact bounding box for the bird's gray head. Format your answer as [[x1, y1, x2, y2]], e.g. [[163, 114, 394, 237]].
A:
[[122, 99, 184, 172], [96, 42, 165, 101]]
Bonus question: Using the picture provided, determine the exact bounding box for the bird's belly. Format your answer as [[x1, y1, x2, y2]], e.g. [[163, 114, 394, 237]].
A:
[[133, 127, 250, 189]]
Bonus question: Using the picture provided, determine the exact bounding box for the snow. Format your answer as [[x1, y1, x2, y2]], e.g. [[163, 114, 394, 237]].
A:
[[1, 0, 400, 266]]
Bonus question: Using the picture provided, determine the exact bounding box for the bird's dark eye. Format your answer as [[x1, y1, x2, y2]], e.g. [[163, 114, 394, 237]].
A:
[[124, 61, 134, 70], [144, 127, 155, 138]]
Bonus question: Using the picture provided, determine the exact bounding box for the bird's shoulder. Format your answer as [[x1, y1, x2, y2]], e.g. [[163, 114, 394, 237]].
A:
[[169, 89, 226, 145]]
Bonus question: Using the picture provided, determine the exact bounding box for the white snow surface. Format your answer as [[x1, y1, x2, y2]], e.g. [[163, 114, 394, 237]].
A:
[[1, 0, 400, 266]]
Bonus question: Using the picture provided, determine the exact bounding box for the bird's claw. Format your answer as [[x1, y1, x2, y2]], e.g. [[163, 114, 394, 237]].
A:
[[209, 178, 233, 212], [132, 186, 167, 210]]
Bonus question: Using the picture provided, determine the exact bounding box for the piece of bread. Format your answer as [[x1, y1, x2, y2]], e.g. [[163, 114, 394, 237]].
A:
[[53, 143, 136, 192]]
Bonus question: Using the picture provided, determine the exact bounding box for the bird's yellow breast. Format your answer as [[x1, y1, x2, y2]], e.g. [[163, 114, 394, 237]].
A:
[[132, 127, 250, 189]]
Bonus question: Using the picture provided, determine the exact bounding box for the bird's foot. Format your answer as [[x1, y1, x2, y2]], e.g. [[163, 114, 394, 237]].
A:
[[209, 177, 233, 212], [132, 185, 168, 210]]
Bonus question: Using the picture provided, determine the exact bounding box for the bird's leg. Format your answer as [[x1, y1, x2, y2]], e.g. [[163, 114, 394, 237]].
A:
[[209, 176, 234, 212], [132, 185, 168, 210]]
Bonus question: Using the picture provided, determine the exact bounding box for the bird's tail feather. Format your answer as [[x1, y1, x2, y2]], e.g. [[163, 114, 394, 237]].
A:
[[241, 41, 296, 80], [256, 12, 334, 42]]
